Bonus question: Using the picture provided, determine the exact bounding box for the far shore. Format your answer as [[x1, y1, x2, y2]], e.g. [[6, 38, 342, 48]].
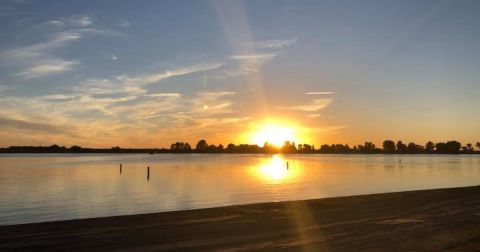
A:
[[2, 186, 480, 251]]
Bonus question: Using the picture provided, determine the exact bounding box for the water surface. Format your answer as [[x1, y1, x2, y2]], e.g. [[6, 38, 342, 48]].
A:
[[1, 154, 479, 225]]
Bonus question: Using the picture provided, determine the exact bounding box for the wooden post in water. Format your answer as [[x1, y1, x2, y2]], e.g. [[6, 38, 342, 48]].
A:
[[120, 163, 122, 174], [286, 161, 289, 170], [147, 166, 150, 181]]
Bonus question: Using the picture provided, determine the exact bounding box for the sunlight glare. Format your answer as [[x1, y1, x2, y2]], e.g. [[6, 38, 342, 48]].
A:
[[251, 124, 298, 147], [258, 155, 289, 182]]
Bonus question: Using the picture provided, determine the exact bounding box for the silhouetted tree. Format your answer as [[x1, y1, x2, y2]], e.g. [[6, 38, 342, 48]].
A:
[[281, 141, 297, 153], [476, 142, 480, 151], [425, 141, 435, 153], [298, 144, 313, 153], [358, 142, 375, 153], [406, 142, 424, 154], [383, 140, 396, 154], [226, 143, 235, 153], [263, 142, 277, 153], [462, 143, 474, 153], [206, 144, 218, 153], [170, 142, 192, 153], [70, 145, 82, 152], [195, 139, 208, 152], [435, 141, 461, 154], [396, 141, 407, 154]]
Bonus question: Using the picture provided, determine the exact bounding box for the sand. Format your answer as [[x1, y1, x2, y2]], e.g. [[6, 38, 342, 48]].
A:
[[2, 186, 480, 251]]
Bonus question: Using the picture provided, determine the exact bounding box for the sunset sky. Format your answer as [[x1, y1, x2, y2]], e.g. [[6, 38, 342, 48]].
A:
[[0, 0, 479, 148]]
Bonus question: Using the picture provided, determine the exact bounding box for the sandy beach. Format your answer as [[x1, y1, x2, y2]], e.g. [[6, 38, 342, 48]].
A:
[[1, 186, 480, 251]]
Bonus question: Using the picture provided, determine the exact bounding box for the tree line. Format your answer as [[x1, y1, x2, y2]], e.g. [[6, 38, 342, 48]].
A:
[[1, 140, 479, 154]]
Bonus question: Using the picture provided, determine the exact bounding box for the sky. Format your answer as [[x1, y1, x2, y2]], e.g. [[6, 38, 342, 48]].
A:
[[0, 0, 479, 148]]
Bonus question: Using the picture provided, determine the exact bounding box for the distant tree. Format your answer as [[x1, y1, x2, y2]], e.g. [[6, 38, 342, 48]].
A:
[[358, 142, 375, 153], [226, 143, 235, 153], [206, 144, 218, 152], [462, 144, 474, 153], [476, 142, 480, 151], [407, 142, 424, 154], [298, 144, 313, 153], [383, 140, 396, 154], [446, 141, 461, 153], [195, 139, 208, 152], [435, 142, 447, 153], [217, 144, 224, 152], [70, 145, 82, 152], [436, 141, 461, 154], [263, 142, 276, 153], [170, 142, 192, 152], [281, 141, 297, 153], [396, 141, 407, 154], [425, 141, 435, 153]]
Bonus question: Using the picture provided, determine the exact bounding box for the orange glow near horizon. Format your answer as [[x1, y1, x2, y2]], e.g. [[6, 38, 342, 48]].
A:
[[248, 123, 297, 147]]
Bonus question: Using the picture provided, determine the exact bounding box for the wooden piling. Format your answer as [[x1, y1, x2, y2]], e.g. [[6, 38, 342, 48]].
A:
[[147, 166, 150, 181], [120, 164, 122, 174]]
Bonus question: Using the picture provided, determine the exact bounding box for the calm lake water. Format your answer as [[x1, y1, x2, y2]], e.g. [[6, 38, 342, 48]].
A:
[[1, 154, 480, 225]]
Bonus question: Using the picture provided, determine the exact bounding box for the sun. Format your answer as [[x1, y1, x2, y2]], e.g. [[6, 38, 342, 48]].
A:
[[250, 123, 298, 147]]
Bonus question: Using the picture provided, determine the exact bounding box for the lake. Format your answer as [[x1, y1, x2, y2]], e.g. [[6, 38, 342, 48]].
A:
[[1, 154, 480, 225]]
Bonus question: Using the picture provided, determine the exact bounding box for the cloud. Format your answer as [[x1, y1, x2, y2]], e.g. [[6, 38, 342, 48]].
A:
[[15, 59, 78, 79], [249, 38, 297, 49], [282, 98, 333, 112], [45, 15, 94, 28], [0, 115, 75, 136], [0, 85, 8, 92], [306, 91, 334, 95], [77, 62, 223, 97], [116, 20, 131, 27], [1, 15, 118, 79], [144, 92, 182, 98], [191, 91, 236, 114], [220, 38, 296, 78], [224, 53, 277, 77]]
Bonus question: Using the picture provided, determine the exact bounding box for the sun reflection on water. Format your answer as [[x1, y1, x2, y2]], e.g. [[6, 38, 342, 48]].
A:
[[255, 155, 294, 183]]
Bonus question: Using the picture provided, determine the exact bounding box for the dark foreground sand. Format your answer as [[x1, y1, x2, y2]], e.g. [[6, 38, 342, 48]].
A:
[[2, 186, 480, 251]]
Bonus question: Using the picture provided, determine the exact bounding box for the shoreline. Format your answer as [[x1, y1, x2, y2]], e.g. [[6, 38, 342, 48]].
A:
[[2, 186, 480, 251]]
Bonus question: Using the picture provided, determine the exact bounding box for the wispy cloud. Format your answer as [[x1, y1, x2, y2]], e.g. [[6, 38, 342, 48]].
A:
[[282, 98, 333, 112], [116, 20, 131, 27], [0, 114, 76, 136], [0, 85, 8, 92], [249, 38, 297, 49], [15, 59, 78, 79], [306, 91, 334, 95], [77, 62, 223, 97], [45, 15, 94, 27], [144, 92, 182, 98], [224, 53, 277, 77], [192, 91, 236, 114], [220, 38, 296, 78], [1, 15, 118, 79], [280, 98, 333, 112]]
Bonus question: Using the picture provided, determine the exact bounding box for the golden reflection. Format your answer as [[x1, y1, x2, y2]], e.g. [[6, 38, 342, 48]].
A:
[[253, 155, 297, 183]]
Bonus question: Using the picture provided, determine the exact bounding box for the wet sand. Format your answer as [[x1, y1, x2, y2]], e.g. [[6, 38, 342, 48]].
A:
[[2, 186, 480, 251]]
